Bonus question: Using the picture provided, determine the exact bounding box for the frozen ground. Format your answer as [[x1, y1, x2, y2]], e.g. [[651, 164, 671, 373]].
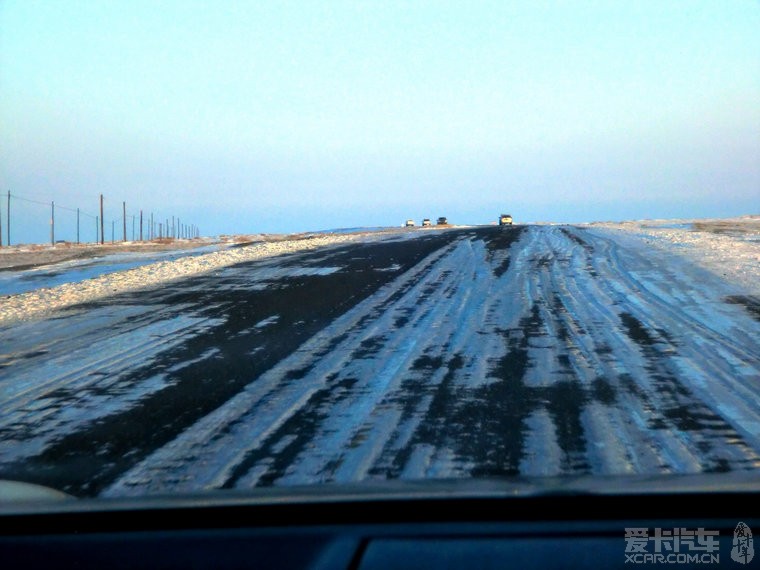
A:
[[0, 220, 758, 497]]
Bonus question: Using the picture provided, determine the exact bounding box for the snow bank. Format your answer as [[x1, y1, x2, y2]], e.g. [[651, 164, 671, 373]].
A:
[[0, 233, 366, 326]]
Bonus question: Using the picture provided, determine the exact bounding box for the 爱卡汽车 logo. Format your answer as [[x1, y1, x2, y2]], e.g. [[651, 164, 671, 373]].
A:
[[624, 527, 720, 564], [731, 522, 754, 565]]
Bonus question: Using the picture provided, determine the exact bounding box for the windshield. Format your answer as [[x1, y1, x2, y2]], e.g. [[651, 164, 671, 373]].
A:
[[0, 2, 759, 504]]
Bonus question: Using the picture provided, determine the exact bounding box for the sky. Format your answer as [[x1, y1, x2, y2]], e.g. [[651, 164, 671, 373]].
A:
[[1, 1, 759, 243]]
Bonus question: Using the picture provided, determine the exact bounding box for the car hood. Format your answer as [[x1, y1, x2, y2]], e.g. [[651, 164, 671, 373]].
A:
[[2, 471, 759, 516]]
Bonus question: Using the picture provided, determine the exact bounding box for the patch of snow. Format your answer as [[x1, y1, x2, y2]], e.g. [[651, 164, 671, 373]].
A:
[[374, 263, 402, 272], [254, 315, 280, 328]]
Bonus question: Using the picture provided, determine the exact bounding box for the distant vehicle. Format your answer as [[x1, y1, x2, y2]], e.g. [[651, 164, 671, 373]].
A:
[[422, 218, 432, 227], [437, 217, 448, 225], [405, 219, 415, 227], [499, 214, 513, 226]]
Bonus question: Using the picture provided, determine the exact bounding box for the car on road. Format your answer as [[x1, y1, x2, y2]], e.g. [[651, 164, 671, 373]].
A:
[[421, 218, 432, 227], [404, 219, 415, 227], [437, 216, 448, 225], [499, 214, 513, 226]]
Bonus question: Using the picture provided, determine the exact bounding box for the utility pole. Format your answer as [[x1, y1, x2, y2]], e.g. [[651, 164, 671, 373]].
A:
[[140, 210, 143, 241], [99, 194, 104, 245], [123, 201, 127, 242]]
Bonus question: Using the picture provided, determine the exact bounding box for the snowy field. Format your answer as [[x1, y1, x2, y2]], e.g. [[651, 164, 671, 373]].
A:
[[0, 218, 758, 497]]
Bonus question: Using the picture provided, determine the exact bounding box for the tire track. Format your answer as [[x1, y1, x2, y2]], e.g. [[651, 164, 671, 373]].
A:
[[554, 227, 760, 472]]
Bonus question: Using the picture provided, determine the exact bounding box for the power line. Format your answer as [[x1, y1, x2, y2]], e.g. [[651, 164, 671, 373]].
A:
[[3, 191, 200, 246], [9, 192, 98, 219]]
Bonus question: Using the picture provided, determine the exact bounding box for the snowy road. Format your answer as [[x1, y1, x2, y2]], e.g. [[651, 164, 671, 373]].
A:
[[0, 225, 758, 497]]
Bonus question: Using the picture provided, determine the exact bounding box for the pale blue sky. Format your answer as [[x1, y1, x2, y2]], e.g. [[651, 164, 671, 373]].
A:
[[1, 1, 759, 243]]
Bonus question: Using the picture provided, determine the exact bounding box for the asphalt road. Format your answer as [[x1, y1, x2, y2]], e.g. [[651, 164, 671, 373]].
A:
[[1, 226, 758, 497]]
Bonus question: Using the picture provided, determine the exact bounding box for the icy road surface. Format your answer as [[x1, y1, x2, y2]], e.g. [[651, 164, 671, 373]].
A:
[[0, 225, 758, 497]]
